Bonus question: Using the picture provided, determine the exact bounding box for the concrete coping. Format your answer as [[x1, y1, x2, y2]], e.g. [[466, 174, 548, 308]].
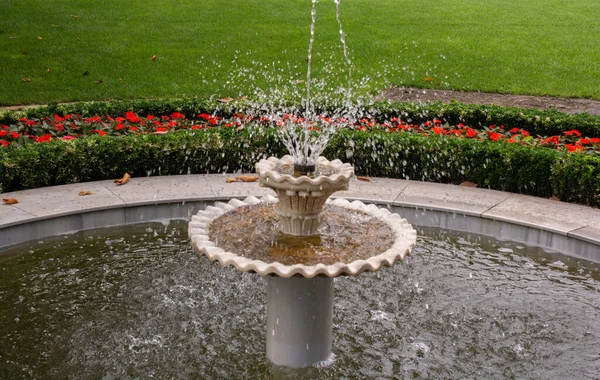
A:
[[1, 175, 599, 263]]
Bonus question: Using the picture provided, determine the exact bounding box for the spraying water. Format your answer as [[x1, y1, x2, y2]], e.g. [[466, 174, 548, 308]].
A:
[[280, 0, 354, 168]]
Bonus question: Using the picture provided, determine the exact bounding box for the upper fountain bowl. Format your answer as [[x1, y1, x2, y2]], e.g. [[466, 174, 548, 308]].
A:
[[255, 155, 354, 236]]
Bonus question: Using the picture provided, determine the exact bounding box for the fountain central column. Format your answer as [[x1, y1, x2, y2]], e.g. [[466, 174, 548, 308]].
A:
[[266, 275, 334, 367]]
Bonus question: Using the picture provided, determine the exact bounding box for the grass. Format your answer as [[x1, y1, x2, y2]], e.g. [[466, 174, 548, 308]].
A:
[[1, 0, 600, 105]]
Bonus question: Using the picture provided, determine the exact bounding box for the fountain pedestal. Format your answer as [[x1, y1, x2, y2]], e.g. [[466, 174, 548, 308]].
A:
[[189, 156, 417, 369], [266, 276, 333, 367]]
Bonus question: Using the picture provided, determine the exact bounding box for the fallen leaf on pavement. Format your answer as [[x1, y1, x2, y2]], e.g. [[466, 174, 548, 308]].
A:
[[236, 175, 259, 182], [114, 173, 131, 185], [459, 181, 478, 188], [357, 176, 371, 182], [226, 178, 237, 183], [78, 191, 93, 196], [2, 198, 19, 205], [550, 195, 560, 201]]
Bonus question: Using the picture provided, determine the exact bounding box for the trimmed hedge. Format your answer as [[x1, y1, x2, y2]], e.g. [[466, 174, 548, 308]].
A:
[[1, 127, 599, 207]]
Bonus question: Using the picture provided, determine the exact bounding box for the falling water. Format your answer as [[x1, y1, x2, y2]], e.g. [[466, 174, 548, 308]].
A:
[[305, 0, 318, 121], [334, 0, 352, 107]]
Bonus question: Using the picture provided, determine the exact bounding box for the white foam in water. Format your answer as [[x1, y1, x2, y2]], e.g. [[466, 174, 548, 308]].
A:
[[314, 352, 337, 368]]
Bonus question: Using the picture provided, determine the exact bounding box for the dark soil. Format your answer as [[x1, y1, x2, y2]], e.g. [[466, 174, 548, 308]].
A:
[[378, 87, 600, 115]]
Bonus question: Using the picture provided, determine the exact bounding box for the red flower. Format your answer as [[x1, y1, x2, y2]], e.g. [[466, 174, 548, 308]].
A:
[[566, 144, 584, 153], [564, 130, 581, 137], [431, 127, 446, 135], [465, 128, 477, 138], [521, 130, 530, 137], [91, 130, 106, 136], [0, 130, 7, 137], [125, 111, 141, 123], [168, 120, 177, 127], [85, 116, 102, 123], [488, 132, 502, 141], [147, 115, 156, 120], [35, 134, 52, 143], [171, 112, 185, 120], [541, 136, 560, 145], [9, 131, 20, 139], [55, 123, 65, 132], [115, 123, 126, 131], [26, 120, 37, 126], [155, 127, 168, 133], [0, 140, 9, 147], [62, 135, 76, 141], [433, 118, 442, 124], [509, 128, 521, 134], [54, 114, 64, 122], [129, 126, 139, 132]]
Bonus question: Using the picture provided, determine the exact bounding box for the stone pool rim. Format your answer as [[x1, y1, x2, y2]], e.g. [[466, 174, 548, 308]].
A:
[[0, 174, 599, 263]]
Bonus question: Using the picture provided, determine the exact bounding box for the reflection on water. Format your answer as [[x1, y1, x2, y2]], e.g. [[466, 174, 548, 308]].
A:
[[0, 221, 599, 379]]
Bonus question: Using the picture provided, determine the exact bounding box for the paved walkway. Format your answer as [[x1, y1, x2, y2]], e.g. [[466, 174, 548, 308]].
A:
[[1, 175, 599, 260]]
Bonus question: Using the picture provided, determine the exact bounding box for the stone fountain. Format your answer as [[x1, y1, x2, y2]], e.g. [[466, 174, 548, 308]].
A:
[[188, 155, 417, 368]]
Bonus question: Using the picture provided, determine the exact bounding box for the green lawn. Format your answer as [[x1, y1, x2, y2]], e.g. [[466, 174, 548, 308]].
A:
[[1, 0, 600, 105]]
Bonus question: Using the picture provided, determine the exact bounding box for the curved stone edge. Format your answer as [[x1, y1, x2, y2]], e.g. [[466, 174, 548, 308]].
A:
[[255, 155, 354, 187], [188, 196, 417, 278]]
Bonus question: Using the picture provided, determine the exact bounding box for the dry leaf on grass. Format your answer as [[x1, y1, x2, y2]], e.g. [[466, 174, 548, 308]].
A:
[[70, 14, 80, 18], [46, 67, 52, 72], [2, 198, 19, 205], [94, 79, 103, 84], [78, 191, 93, 196], [459, 181, 478, 188], [218, 97, 234, 103], [37, 36, 43, 40], [114, 173, 131, 185], [423, 77, 435, 81], [357, 176, 371, 182], [152, 55, 157, 61], [21, 77, 31, 82]]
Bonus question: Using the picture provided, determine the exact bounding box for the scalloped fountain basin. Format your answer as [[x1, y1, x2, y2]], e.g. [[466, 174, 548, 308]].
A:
[[189, 196, 416, 278]]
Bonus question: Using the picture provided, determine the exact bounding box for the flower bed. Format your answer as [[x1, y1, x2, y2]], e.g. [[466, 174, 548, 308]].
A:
[[2, 112, 600, 155]]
